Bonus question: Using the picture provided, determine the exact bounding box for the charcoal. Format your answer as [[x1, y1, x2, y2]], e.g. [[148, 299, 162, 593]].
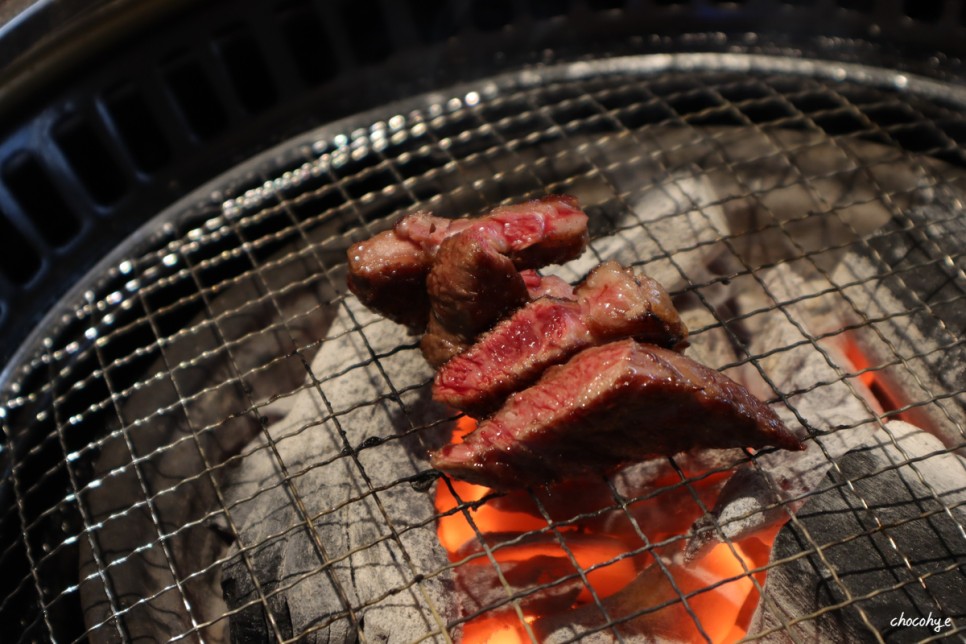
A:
[[535, 554, 729, 644], [687, 264, 881, 555], [79, 250, 338, 643], [749, 421, 966, 642], [831, 192, 966, 452], [219, 296, 456, 642], [547, 174, 731, 296], [454, 549, 584, 617]]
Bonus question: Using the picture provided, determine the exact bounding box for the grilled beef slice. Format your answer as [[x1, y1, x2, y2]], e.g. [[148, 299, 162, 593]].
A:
[[346, 211, 469, 329], [347, 195, 587, 332], [422, 269, 577, 367], [433, 261, 689, 415], [420, 196, 589, 365], [431, 339, 802, 488], [521, 269, 576, 301]]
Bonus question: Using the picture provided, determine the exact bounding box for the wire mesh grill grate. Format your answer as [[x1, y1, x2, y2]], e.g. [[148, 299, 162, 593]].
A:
[[1, 57, 965, 643]]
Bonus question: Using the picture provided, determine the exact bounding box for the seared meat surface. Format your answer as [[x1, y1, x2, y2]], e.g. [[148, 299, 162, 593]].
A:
[[431, 339, 802, 488], [346, 212, 468, 329], [346, 195, 588, 335], [421, 195, 588, 365], [433, 261, 688, 416], [520, 270, 576, 301], [422, 269, 579, 367], [422, 228, 531, 366]]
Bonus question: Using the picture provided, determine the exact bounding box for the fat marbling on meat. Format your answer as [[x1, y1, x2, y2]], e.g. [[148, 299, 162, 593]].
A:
[[431, 339, 802, 489], [433, 261, 689, 416]]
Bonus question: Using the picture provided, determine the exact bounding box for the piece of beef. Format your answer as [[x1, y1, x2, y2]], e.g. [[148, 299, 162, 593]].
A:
[[346, 212, 469, 329], [433, 261, 688, 416], [347, 196, 587, 332], [421, 196, 589, 366], [422, 227, 531, 365], [431, 339, 802, 488], [520, 270, 576, 301], [421, 270, 577, 367]]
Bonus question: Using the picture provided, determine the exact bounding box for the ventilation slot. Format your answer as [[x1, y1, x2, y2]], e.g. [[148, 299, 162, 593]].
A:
[[837, 0, 875, 13], [0, 211, 41, 284], [103, 83, 171, 173], [471, 0, 514, 31], [408, 0, 461, 44], [53, 113, 127, 205], [903, 0, 943, 22], [530, 0, 572, 18], [3, 153, 80, 247], [275, 1, 339, 84], [215, 25, 279, 114], [162, 54, 228, 140], [339, 0, 392, 63]]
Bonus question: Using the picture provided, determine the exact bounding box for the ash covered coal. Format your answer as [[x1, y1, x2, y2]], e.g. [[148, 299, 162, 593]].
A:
[[749, 421, 966, 642], [218, 295, 457, 643], [78, 246, 339, 643]]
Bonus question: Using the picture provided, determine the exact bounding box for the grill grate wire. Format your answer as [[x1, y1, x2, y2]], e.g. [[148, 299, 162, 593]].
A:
[[1, 62, 965, 643]]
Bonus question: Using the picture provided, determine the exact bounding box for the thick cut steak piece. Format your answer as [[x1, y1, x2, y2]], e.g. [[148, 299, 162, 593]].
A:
[[346, 195, 588, 332], [421, 196, 589, 365], [431, 339, 802, 488], [434, 261, 688, 416], [422, 269, 577, 367], [346, 212, 467, 329]]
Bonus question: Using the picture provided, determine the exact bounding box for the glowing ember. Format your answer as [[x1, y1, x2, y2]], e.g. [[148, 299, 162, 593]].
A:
[[840, 334, 910, 423], [434, 416, 783, 642]]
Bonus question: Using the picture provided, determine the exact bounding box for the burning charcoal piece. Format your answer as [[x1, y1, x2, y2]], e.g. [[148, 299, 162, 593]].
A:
[[536, 561, 699, 642], [431, 339, 802, 489], [749, 421, 966, 643], [78, 251, 339, 643], [687, 262, 906, 556], [455, 553, 584, 618], [422, 196, 589, 366], [346, 195, 588, 333], [535, 544, 757, 643], [433, 261, 688, 416], [220, 296, 457, 643]]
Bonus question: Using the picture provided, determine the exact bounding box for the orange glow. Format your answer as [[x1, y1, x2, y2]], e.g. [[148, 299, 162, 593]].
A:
[[461, 534, 639, 602], [435, 416, 783, 643], [840, 335, 911, 422], [461, 613, 528, 644], [685, 543, 757, 642]]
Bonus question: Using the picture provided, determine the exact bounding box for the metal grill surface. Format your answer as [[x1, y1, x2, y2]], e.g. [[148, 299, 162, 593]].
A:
[[1, 56, 965, 643]]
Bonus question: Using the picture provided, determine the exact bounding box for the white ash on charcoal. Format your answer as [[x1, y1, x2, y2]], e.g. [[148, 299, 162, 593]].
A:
[[219, 295, 456, 643], [686, 261, 885, 555], [78, 250, 338, 643], [548, 174, 731, 297], [749, 421, 966, 642], [645, 128, 935, 268], [828, 187, 966, 452]]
